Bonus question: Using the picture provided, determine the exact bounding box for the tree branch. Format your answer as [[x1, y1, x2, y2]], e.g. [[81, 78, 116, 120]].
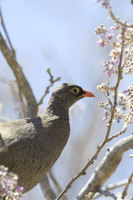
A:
[[74, 135, 133, 200], [109, 7, 133, 28], [38, 68, 61, 106], [0, 21, 57, 199], [95, 179, 133, 199], [0, 6, 16, 58], [0, 32, 37, 117], [55, 25, 125, 200], [97, 188, 117, 200], [48, 171, 62, 194], [40, 175, 56, 200], [121, 172, 133, 199]]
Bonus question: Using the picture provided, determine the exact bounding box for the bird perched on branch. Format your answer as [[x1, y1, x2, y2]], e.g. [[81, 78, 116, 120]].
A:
[[0, 83, 95, 193]]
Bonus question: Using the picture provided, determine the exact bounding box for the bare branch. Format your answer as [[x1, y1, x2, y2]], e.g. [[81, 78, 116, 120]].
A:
[[74, 135, 133, 200], [55, 25, 125, 200], [109, 7, 133, 28], [108, 121, 128, 141], [0, 6, 16, 58], [104, 26, 125, 139], [97, 188, 117, 200], [49, 171, 62, 194], [40, 175, 56, 200], [0, 32, 38, 117], [38, 68, 61, 106], [49, 171, 67, 200], [95, 179, 133, 199], [121, 173, 133, 199], [0, 18, 56, 199]]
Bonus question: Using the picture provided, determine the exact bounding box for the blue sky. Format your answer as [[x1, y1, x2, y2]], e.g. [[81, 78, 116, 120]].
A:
[[0, 0, 133, 199]]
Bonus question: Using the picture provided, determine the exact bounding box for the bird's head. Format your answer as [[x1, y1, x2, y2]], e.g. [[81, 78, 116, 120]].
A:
[[51, 83, 95, 109]]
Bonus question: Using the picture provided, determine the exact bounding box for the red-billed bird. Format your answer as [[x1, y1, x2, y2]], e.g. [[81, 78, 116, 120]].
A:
[[0, 83, 95, 192]]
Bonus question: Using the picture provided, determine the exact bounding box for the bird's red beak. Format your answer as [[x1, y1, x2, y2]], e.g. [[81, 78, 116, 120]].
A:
[[81, 89, 95, 97]]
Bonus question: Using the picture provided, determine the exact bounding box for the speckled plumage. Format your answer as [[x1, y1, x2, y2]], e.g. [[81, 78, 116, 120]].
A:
[[0, 83, 94, 193]]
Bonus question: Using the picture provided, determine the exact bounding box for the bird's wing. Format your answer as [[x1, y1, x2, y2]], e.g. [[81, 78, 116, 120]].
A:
[[0, 115, 59, 168], [0, 117, 43, 168]]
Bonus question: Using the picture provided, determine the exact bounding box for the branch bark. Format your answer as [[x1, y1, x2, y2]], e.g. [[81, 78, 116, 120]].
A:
[[0, 6, 16, 58], [0, 30, 57, 199], [74, 135, 133, 200], [0, 32, 37, 117], [40, 175, 56, 200], [56, 26, 126, 200], [95, 179, 133, 199], [121, 173, 133, 199]]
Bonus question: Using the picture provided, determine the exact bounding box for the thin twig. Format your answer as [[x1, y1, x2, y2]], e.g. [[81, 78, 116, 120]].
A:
[[75, 135, 133, 200], [0, 6, 16, 58], [0, 10, 57, 199], [95, 179, 133, 199], [105, 27, 125, 140], [97, 188, 117, 200], [103, 90, 112, 106], [109, 7, 133, 28], [121, 173, 133, 199], [55, 25, 125, 200], [38, 68, 61, 106], [0, 31, 38, 117], [107, 121, 128, 142]]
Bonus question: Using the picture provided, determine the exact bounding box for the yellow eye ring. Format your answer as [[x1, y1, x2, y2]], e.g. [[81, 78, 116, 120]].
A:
[[70, 87, 80, 95]]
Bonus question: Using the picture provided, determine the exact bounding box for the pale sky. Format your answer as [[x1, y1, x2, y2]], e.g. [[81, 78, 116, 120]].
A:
[[0, 0, 133, 199]]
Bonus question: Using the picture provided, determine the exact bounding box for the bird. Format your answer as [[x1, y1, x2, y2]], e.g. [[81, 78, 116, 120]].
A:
[[0, 83, 95, 193]]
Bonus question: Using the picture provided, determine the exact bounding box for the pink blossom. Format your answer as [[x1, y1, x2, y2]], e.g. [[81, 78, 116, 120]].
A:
[[97, 38, 106, 47], [16, 186, 24, 193], [103, 116, 108, 121], [110, 25, 119, 31], [101, 34, 106, 40], [106, 68, 112, 77], [116, 34, 122, 41], [108, 33, 113, 40], [122, 90, 129, 94], [103, 111, 109, 121], [112, 57, 119, 64], [102, 0, 110, 9]]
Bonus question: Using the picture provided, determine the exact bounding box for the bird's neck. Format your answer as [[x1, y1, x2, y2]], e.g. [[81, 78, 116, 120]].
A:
[[45, 96, 69, 119]]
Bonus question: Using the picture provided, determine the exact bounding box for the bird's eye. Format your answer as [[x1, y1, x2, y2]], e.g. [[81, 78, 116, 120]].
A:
[[70, 87, 80, 95]]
